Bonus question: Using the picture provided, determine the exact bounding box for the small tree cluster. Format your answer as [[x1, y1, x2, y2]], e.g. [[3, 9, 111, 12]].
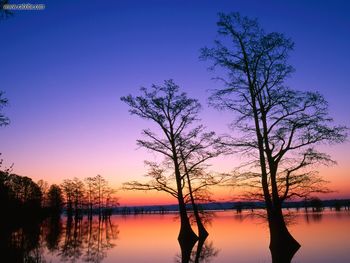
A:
[[61, 174, 118, 219]]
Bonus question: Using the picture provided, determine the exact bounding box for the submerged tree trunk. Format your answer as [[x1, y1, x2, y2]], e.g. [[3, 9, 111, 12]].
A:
[[267, 207, 300, 263], [192, 202, 208, 239], [186, 174, 208, 239], [181, 151, 209, 239], [173, 147, 198, 243], [267, 166, 300, 262], [178, 237, 197, 263], [177, 186, 198, 243]]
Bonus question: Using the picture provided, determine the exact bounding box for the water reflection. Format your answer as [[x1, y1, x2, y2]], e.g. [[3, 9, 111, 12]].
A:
[[176, 236, 219, 263], [45, 216, 63, 252], [304, 211, 324, 224], [0, 220, 44, 263], [0, 216, 119, 263], [231, 211, 300, 263], [1, 210, 349, 262]]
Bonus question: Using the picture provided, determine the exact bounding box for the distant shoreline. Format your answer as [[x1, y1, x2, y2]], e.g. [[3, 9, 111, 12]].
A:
[[69, 199, 350, 215]]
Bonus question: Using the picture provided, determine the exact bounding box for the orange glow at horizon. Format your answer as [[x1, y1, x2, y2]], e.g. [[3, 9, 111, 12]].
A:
[[2, 142, 349, 206]]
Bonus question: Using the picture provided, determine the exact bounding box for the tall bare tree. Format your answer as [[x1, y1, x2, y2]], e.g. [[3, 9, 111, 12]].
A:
[[122, 80, 210, 243], [93, 174, 108, 218], [201, 12, 347, 261]]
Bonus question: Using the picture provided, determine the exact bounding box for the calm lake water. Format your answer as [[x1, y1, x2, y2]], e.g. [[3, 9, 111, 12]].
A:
[[2, 210, 350, 262]]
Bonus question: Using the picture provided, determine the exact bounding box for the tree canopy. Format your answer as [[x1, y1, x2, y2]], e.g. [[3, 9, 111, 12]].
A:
[[201, 12, 348, 260]]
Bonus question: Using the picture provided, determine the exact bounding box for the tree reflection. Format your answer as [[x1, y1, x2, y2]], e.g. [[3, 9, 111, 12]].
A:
[[0, 220, 45, 263], [304, 210, 324, 224], [0, 216, 119, 263], [176, 236, 219, 263], [230, 210, 299, 263], [59, 217, 119, 263], [82, 218, 119, 263], [59, 217, 84, 261], [44, 215, 63, 252]]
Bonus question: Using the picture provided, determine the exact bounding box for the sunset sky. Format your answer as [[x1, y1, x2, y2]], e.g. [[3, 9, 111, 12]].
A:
[[1, 0, 349, 205]]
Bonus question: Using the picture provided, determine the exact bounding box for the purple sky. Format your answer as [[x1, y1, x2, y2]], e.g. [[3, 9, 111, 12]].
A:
[[1, 0, 349, 204]]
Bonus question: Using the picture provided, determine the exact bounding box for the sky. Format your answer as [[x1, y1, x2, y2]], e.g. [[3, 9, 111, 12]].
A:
[[1, 0, 349, 205]]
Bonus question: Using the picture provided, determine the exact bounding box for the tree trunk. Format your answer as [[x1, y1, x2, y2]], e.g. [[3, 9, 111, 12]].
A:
[[267, 207, 300, 263], [177, 193, 198, 243], [193, 206, 208, 239], [173, 149, 198, 243], [178, 237, 196, 263], [182, 154, 208, 239]]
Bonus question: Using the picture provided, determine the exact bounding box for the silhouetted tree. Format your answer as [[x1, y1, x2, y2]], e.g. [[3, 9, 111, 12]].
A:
[[93, 174, 108, 218], [201, 12, 347, 261], [83, 175, 117, 219], [37, 179, 49, 208], [0, 169, 43, 220], [47, 184, 64, 214], [333, 200, 342, 211], [309, 197, 324, 212], [0, 160, 11, 213], [85, 176, 96, 218], [121, 80, 198, 242], [61, 175, 117, 219], [72, 177, 85, 218], [61, 179, 75, 217], [124, 81, 222, 242], [124, 142, 222, 238]]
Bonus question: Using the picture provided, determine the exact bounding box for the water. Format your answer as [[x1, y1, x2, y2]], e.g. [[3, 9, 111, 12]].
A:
[[2, 210, 349, 262]]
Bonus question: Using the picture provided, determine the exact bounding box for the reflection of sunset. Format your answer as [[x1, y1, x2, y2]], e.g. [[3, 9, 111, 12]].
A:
[[4, 210, 350, 262], [112, 211, 350, 262]]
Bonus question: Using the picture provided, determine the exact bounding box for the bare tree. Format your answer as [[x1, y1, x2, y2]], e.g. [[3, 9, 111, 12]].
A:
[[201, 12, 347, 261], [37, 179, 49, 208], [121, 80, 206, 243], [93, 174, 108, 218], [61, 178, 84, 218], [85, 176, 96, 219], [122, 86, 223, 238], [47, 184, 64, 214]]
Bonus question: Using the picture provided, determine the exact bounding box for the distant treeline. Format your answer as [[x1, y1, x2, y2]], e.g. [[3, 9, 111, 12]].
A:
[[1, 165, 349, 220], [0, 166, 118, 224]]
